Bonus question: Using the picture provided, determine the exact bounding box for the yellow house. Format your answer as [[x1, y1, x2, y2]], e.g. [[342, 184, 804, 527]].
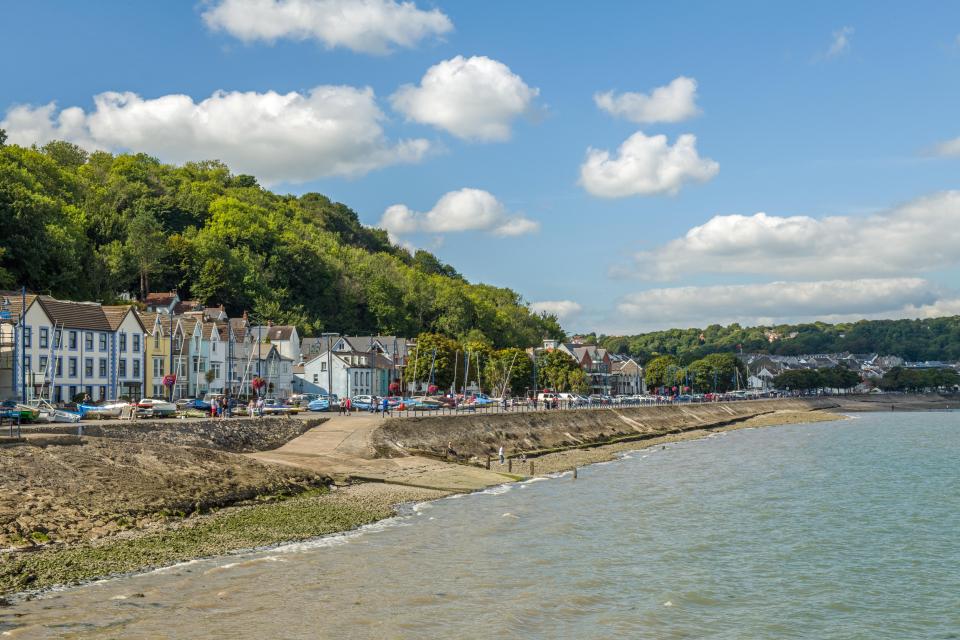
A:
[[141, 312, 178, 399]]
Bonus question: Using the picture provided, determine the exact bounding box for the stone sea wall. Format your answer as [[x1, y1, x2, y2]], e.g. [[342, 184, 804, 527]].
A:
[[25, 416, 327, 453], [375, 398, 838, 460]]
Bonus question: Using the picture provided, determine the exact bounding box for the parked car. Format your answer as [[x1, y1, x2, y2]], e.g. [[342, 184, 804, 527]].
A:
[[136, 398, 177, 418], [350, 395, 374, 411], [307, 397, 330, 412], [176, 397, 211, 411]]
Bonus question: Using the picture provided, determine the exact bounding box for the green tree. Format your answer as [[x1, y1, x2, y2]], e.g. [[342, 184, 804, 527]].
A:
[[536, 349, 587, 393], [644, 355, 680, 389], [403, 333, 459, 391], [686, 353, 748, 392], [484, 347, 534, 396]]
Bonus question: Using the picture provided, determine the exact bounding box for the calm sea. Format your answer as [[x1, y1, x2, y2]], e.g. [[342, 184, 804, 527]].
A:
[[4, 412, 959, 639]]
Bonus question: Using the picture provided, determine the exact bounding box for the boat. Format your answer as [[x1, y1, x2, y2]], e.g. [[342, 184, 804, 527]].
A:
[[28, 399, 82, 423], [78, 401, 128, 419], [0, 401, 39, 422]]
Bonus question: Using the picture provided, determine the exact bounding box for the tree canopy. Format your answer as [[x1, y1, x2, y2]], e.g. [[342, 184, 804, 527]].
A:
[[597, 316, 960, 363], [0, 139, 563, 348]]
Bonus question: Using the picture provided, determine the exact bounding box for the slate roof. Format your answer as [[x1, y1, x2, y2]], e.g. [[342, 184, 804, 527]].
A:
[[250, 325, 296, 342]]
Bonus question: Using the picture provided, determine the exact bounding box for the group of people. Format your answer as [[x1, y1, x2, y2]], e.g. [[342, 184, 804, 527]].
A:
[[335, 396, 392, 416], [208, 395, 233, 418]]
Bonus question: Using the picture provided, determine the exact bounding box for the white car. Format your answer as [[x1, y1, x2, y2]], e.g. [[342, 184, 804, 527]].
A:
[[136, 398, 177, 418]]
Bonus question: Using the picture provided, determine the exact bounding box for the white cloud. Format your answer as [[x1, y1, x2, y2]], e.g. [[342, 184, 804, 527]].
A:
[[826, 26, 853, 58], [579, 130, 718, 198], [632, 191, 960, 280], [391, 55, 539, 141], [201, 0, 452, 55], [594, 76, 700, 124], [615, 278, 947, 331], [933, 137, 960, 156], [0, 87, 430, 184], [530, 300, 582, 319], [379, 188, 539, 239]]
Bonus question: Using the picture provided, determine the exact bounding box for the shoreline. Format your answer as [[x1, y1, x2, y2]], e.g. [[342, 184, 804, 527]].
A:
[[1, 408, 843, 600]]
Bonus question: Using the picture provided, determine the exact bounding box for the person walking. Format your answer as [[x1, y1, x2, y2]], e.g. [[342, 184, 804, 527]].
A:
[[256, 396, 264, 417], [382, 397, 389, 416], [498, 445, 505, 465], [345, 397, 352, 415]]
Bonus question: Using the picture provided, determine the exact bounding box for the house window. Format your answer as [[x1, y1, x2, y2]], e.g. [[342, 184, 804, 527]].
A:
[[69, 385, 77, 400], [99, 358, 107, 377], [54, 329, 62, 348], [99, 334, 107, 351], [119, 333, 127, 352], [56, 357, 62, 377], [85, 385, 93, 399], [85, 332, 93, 350], [38, 356, 47, 374], [69, 331, 77, 350], [212, 342, 217, 353], [24, 355, 31, 372], [118, 359, 127, 378], [40, 327, 49, 348], [24, 326, 32, 347], [99, 386, 106, 400], [153, 358, 164, 378], [133, 335, 140, 353], [313, 374, 319, 384], [154, 332, 160, 349], [133, 359, 141, 378], [321, 362, 327, 372], [85, 358, 94, 377], [212, 363, 221, 379], [68, 358, 77, 377]]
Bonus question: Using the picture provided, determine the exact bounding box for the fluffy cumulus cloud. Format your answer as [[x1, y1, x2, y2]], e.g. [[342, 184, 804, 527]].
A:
[[379, 188, 539, 239], [0, 87, 430, 184], [594, 76, 700, 124], [529, 300, 583, 320], [615, 278, 952, 331], [579, 131, 718, 198], [391, 55, 539, 141], [201, 0, 453, 54], [826, 26, 854, 58], [632, 191, 960, 280]]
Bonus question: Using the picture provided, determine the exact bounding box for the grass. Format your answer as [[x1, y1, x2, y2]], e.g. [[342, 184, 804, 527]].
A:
[[0, 488, 392, 597]]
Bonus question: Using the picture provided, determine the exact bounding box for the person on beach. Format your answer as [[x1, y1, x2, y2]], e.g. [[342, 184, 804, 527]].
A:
[[210, 401, 217, 418], [498, 445, 505, 465], [247, 399, 255, 418]]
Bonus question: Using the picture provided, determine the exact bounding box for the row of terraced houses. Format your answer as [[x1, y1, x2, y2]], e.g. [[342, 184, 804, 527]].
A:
[[0, 291, 301, 403], [1, 289, 645, 404]]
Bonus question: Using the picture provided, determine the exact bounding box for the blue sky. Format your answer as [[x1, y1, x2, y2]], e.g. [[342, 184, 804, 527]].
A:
[[3, 1, 960, 334]]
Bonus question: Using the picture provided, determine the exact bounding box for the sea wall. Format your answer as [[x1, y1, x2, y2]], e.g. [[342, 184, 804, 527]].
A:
[[24, 416, 327, 453], [375, 398, 838, 460]]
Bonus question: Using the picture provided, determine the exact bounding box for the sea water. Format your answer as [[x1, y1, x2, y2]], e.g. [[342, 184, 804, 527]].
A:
[[4, 412, 959, 639]]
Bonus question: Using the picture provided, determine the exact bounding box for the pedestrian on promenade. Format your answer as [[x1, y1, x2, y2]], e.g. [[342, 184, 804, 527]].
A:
[[345, 397, 352, 415], [498, 445, 505, 465], [338, 398, 345, 415], [382, 397, 389, 416], [247, 399, 255, 418], [256, 396, 264, 417], [210, 401, 217, 419]]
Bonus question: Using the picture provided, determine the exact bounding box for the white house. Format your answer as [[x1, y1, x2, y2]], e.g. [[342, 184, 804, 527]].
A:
[[250, 325, 300, 362], [296, 349, 392, 399], [3, 294, 145, 402]]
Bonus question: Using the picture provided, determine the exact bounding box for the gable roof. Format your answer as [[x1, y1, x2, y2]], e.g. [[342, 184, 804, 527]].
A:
[[102, 305, 146, 333], [251, 325, 297, 342]]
